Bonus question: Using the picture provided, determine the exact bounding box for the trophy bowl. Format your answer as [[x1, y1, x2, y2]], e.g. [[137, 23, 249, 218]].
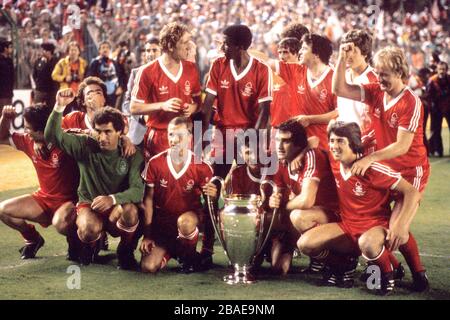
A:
[[207, 177, 278, 284]]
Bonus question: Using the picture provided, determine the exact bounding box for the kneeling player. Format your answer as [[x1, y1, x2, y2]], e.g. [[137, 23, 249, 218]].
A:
[[299, 122, 421, 294], [45, 89, 144, 269], [0, 104, 78, 259], [140, 117, 213, 273]]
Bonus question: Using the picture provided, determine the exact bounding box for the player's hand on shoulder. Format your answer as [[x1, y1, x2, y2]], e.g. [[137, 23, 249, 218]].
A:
[[1, 105, 16, 119], [351, 155, 373, 176], [121, 135, 137, 157]]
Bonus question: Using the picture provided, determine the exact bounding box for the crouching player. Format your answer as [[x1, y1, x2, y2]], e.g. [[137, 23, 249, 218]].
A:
[[268, 120, 341, 275], [0, 104, 78, 259], [299, 122, 421, 295], [140, 117, 213, 274], [44, 89, 144, 269]]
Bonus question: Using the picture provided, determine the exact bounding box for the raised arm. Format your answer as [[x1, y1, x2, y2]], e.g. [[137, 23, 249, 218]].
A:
[[0, 106, 15, 145], [332, 43, 363, 101]]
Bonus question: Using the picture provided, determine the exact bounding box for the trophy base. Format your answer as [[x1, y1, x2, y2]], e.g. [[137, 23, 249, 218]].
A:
[[223, 272, 256, 284]]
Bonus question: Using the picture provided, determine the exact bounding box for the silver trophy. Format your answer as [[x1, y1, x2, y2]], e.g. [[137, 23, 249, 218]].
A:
[[207, 176, 278, 284]]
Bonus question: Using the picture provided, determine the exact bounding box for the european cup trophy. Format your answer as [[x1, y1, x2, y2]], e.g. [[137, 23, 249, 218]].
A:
[[206, 176, 278, 284]]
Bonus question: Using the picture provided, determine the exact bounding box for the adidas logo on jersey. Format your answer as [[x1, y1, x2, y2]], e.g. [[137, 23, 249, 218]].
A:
[[160, 178, 168, 188], [159, 86, 169, 95], [220, 80, 230, 89], [297, 85, 305, 94]]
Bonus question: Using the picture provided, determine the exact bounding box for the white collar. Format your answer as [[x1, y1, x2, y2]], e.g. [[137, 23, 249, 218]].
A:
[[158, 56, 183, 83], [230, 56, 253, 81], [246, 166, 266, 183], [167, 149, 192, 180], [84, 113, 94, 131], [307, 66, 331, 89]]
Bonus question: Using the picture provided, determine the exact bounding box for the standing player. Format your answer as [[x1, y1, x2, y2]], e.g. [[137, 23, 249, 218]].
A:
[[45, 89, 144, 269], [130, 22, 202, 161], [268, 119, 340, 275], [333, 44, 430, 291], [299, 122, 421, 294], [202, 24, 273, 178], [0, 104, 78, 259], [336, 30, 379, 152], [277, 34, 338, 150], [140, 117, 213, 273]]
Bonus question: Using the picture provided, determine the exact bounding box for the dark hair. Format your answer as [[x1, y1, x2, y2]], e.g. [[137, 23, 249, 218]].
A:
[[275, 119, 308, 151], [67, 41, 81, 54], [0, 39, 12, 52], [23, 103, 52, 132], [168, 116, 193, 134], [341, 29, 373, 63], [92, 107, 124, 133], [327, 121, 363, 154], [278, 37, 301, 55], [301, 33, 333, 65], [146, 37, 160, 46], [77, 76, 107, 109], [437, 61, 448, 70], [159, 22, 189, 52], [99, 41, 111, 49], [41, 42, 55, 54], [281, 23, 309, 42], [223, 25, 252, 50]]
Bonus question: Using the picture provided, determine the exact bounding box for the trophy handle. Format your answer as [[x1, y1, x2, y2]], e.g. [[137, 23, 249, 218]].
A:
[[255, 180, 279, 257], [206, 176, 228, 254]]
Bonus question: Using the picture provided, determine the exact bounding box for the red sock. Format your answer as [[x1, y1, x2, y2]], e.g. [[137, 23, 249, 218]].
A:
[[371, 247, 393, 274], [20, 224, 40, 243], [399, 233, 425, 273], [388, 250, 400, 269]]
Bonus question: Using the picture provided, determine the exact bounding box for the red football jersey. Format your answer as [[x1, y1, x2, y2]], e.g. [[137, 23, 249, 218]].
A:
[[205, 55, 272, 128], [62, 111, 92, 130], [270, 73, 296, 127], [131, 58, 201, 130], [227, 165, 269, 195], [141, 150, 213, 218], [330, 159, 401, 230], [277, 62, 337, 150], [10, 133, 78, 201], [271, 148, 339, 212], [361, 84, 428, 171]]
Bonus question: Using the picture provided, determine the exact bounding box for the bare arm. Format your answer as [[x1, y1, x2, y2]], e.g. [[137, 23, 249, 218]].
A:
[[296, 110, 339, 127], [352, 129, 414, 176], [255, 101, 271, 130], [286, 179, 319, 211], [332, 43, 362, 101], [201, 92, 216, 132], [142, 186, 154, 238], [130, 98, 182, 115]]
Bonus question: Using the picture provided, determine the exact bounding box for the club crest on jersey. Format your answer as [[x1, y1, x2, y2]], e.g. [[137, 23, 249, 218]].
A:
[[319, 89, 328, 102], [297, 84, 305, 94], [160, 178, 168, 188], [352, 181, 366, 196], [242, 82, 253, 97], [388, 113, 399, 128], [183, 80, 191, 95], [220, 79, 230, 89], [159, 85, 169, 95], [117, 159, 128, 175], [50, 153, 60, 168], [184, 179, 195, 192]]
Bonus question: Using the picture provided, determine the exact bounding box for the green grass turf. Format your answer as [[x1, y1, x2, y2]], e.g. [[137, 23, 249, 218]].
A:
[[1, 133, 449, 300]]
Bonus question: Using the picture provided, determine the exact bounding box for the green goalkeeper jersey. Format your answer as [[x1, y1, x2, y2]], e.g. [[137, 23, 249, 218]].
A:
[[44, 110, 144, 205]]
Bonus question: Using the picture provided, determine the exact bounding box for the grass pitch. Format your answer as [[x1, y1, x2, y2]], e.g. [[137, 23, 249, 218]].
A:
[[0, 140, 449, 300]]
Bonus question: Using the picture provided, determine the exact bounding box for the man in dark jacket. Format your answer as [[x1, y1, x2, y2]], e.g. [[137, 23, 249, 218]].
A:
[[0, 39, 14, 113], [32, 42, 58, 108]]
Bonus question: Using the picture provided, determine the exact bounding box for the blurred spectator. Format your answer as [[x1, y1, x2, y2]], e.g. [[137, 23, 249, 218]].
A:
[[86, 40, 126, 108], [0, 39, 14, 112], [32, 42, 58, 108], [427, 61, 450, 157], [52, 41, 87, 94]]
